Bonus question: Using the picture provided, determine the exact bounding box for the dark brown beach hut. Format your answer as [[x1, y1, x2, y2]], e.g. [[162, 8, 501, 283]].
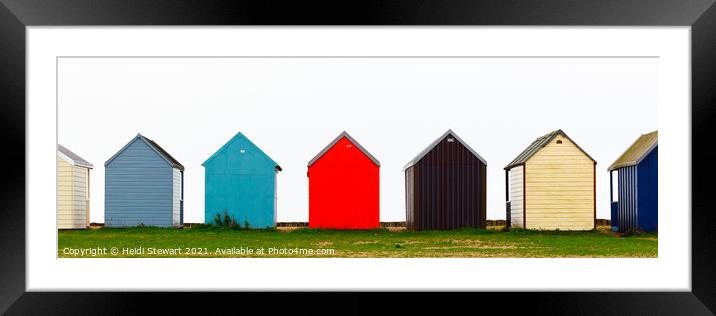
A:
[[404, 129, 488, 230]]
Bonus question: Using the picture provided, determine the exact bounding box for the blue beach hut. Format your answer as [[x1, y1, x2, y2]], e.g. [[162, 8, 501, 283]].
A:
[[608, 131, 658, 232], [203, 132, 281, 228], [105, 134, 185, 227]]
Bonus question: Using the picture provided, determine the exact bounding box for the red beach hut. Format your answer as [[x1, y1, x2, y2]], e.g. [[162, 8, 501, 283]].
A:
[[307, 131, 380, 229]]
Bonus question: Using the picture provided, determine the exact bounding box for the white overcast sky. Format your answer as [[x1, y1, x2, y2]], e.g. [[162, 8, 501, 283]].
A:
[[58, 57, 656, 223]]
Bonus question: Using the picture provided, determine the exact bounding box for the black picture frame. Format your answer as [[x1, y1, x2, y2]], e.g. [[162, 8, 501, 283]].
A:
[[1, 0, 715, 314]]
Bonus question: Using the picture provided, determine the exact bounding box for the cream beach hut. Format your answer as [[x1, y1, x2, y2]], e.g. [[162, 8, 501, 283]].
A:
[[504, 130, 596, 230], [57, 144, 93, 229]]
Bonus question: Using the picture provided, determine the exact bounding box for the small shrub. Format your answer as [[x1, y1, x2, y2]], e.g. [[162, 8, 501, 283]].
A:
[[212, 210, 242, 229], [223, 212, 231, 226], [213, 212, 223, 226]]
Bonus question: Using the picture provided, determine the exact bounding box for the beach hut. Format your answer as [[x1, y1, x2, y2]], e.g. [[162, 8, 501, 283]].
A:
[[57, 145, 93, 229], [608, 131, 658, 233], [307, 131, 380, 229], [202, 132, 282, 228], [404, 129, 488, 230], [104, 134, 185, 227], [504, 129, 596, 230]]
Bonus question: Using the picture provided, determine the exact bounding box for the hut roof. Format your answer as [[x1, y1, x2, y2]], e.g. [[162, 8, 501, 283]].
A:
[[202, 131, 281, 171], [403, 129, 487, 171], [105, 134, 185, 171], [307, 131, 380, 167], [505, 129, 596, 170], [608, 130, 658, 171], [57, 144, 93, 168]]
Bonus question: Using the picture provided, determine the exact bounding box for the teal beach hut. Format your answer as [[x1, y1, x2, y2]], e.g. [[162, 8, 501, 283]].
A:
[[203, 132, 282, 228]]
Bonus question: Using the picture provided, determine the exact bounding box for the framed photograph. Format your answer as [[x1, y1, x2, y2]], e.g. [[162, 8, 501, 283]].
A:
[[2, 0, 715, 313]]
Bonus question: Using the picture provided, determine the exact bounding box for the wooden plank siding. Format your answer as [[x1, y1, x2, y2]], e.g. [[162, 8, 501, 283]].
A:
[[105, 138, 176, 227], [616, 165, 638, 232], [404, 132, 487, 231], [405, 167, 416, 229], [72, 165, 89, 228], [525, 134, 595, 230], [508, 165, 524, 228], [172, 168, 181, 226], [57, 156, 89, 229]]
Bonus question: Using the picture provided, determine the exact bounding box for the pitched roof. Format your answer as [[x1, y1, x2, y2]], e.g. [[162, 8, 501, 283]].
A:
[[504, 129, 596, 170], [403, 129, 487, 171], [608, 130, 658, 171], [57, 144, 93, 168], [307, 131, 380, 167], [202, 131, 282, 171], [105, 134, 184, 171]]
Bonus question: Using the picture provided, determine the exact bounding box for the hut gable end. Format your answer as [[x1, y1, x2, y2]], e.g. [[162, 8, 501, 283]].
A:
[[105, 137, 171, 169], [104, 134, 183, 228], [105, 134, 184, 171], [528, 134, 594, 167], [425, 137, 472, 164], [404, 129, 487, 171], [307, 131, 380, 168], [202, 132, 281, 174], [505, 129, 595, 170]]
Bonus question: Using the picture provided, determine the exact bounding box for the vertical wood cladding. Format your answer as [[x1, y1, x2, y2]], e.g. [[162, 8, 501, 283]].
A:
[[610, 142, 658, 233], [405, 134, 486, 230]]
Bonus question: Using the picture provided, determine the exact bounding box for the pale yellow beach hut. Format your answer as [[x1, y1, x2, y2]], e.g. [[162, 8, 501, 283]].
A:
[[57, 144, 93, 229], [504, 130, 596, 230]]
